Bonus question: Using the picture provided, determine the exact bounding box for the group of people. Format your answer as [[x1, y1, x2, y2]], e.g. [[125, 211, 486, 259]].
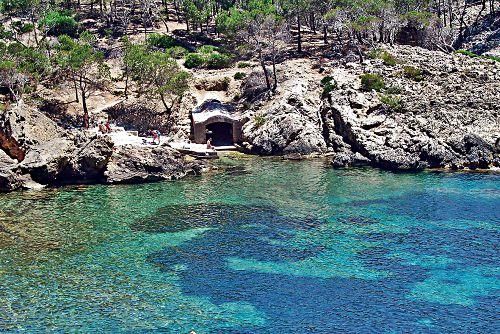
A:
[[98, 120, 112, 134]]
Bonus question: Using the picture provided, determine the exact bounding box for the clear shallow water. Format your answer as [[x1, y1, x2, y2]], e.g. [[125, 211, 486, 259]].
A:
[[0, 157, 499, 333]]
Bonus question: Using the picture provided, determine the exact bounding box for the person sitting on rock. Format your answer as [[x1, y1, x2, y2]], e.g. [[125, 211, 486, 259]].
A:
[[206, 138, 213, 150], [105, 120, 112, 133], [98, 122, 107, 134]]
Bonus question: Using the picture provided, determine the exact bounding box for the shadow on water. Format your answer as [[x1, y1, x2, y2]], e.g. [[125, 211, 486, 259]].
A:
[[131, 203, 324, 234]]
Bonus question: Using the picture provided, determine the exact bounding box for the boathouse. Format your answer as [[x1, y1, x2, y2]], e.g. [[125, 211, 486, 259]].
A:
[[191, 99, 242, 146]]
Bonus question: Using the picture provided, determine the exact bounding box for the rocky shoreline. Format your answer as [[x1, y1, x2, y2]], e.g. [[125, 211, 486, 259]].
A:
[[1, 45, 499, 193], [239, 45, 499, 170], [0, 104, 204, 192]]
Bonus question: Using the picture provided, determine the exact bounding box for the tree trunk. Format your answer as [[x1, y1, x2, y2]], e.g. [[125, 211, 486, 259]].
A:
[[297, 14, 302, 53], [260, 56, 271, 91], [82, 93, 89, 129], [272, 57, 277, 92]]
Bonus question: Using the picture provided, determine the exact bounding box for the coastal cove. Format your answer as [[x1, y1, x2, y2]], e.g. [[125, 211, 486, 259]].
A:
[[1, 157, 499, 333]]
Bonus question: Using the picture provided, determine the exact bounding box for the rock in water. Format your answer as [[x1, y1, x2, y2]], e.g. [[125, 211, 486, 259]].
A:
[[0, 150, 21, 192], [105, 145, 203, 184]]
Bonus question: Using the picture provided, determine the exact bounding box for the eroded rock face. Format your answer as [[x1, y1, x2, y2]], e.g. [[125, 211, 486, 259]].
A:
[[105, 145, 203, 184], [0, 104, 202, 192], [242, 61, 327, 155], [0, 150, 21, 192], [321, 45, 500, 170]]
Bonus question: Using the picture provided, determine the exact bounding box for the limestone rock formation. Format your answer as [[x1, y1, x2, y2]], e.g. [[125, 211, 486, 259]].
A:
[[0, 150, 21, 192], [241, 60, 327, 155], [105, 145, 203, 184], [0, 104, 203, 192], [321, 45, 499, 170]]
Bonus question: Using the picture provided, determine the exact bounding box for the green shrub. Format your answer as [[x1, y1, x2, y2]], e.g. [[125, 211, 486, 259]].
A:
[[165, 46, 188, 59], [205, 52, 231, 69], [146, 33, 180, 49], [39, 11, 78, 37], [320, 76, 338, 97], [456, 50, 500, 63], [483, 55, 500, 62], [380, 51, 397, 66], [379, 94, 402, 111], [385, 85, 402, 94], [403, 66, 424, 81], [455, 49, 478, 57], [237, 62, 251, 68], [254, 114, 266, 128], [184, 53, 204, 68], [234, 72, 246, 80], [360, 73, 385, 92], [368, 48, 383, 59], [198, 45, 219, 54], [368, 49, 397, 65], [12, 21, 35, 34]]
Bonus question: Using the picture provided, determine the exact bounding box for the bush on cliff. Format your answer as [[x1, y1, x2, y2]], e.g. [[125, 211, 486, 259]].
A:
[[360, 73, 385, 92], [379, 94, 402, 111], [403, 66, 424, 81], [320, 76, 337, 98], [368, 49, 397, 66], [147, 33, 181, 49]]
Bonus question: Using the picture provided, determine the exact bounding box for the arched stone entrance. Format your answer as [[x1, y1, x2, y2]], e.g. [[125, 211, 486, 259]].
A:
[[191, 100, 243, 146], [206, 122, 233, 146]]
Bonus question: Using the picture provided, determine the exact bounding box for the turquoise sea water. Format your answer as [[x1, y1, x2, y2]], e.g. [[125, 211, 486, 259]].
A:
[[0, 157, 499, 333]]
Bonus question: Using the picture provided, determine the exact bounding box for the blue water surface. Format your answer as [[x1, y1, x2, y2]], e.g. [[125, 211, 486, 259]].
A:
[[0, 157, 498, 333]]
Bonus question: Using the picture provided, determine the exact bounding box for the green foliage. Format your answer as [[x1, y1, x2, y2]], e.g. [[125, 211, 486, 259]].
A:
[[234, 72, 246, 80], [146, 33, 181, 49], [368, 49, 397, 66], [0, 0, 32, 13], [254, 114, 266, 128], [385, 85, 402, 94], [183, 46, 232, 69], [403, 65, 424, 81], [455, 49, 478, 57], [484, 55, 500, 62], [237, 62, 251, 68], [184, 53, 204, 68], [123, 41, 149, 80], [11, 21, 34, 34], [198, 45, 219, 54], [320, 76, 337, 97], [455, 49, 500, 62], [379, 94, 402, 111], [165, 46, 188, 59], [56, 32, 105, 71], [16, 46, 50, 79], [205, 52, 231, 69], [40, 11, 78, 37], [402, 11, 433, 28], [217, 0, 280, 35], [360, 73, 385, 92], [124, 41, 190, 114]]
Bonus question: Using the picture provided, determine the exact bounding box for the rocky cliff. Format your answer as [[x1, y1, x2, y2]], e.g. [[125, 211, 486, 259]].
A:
[[241, 45, 499, 170], [0, 104, 203, 192]]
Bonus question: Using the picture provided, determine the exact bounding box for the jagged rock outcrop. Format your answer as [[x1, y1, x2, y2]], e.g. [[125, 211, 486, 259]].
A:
[[0, 150, 22, 192], [105, 145, 203, 184], [238, 45, 498, 169], [241, 60, 327, 155], [321, 45, 499, 170], [0, 105, 203, 192]]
